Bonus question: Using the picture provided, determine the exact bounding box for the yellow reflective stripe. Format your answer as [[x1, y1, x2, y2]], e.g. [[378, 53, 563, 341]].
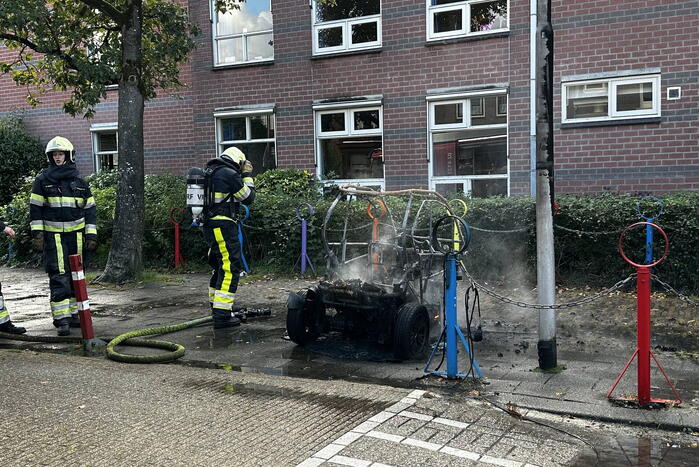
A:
[[30, 220, 45, 231], [50, 299, 71, 318], [30, 193, 46, 206], [85, 224, 97, 235], [77, 232, 83, 257], [0, 310, 9, 321], [242, 177, 254, 187], [214, 192, 229, 203], [233, 185, 251, 201], [69, 298, 78, 312], [213, 228, 233, 293], [84, 197, 96, 208], [55, 234, 65, 274], [210, 215, 235, 221], [44, 223, 86, 233]]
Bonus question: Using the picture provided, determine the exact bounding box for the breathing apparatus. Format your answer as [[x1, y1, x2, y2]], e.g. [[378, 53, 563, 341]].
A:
[[186, 168, 206, 226], [186, 147, 247, 226]]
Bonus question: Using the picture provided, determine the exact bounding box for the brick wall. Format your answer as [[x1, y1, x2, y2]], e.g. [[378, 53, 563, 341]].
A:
[[552, 0, 699, 193], [1, 0, 696, 194]]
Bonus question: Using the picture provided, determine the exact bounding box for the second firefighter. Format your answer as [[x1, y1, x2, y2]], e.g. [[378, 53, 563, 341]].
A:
[[202, 147, 255, 329]]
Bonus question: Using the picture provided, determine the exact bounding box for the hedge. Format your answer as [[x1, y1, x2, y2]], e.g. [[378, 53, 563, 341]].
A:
[[1, 169, 697, 293]]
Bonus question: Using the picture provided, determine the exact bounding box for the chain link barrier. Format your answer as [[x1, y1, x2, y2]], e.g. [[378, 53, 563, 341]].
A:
[[461, 267, 637, 310], [651, 275, 699, 308], [553, 224, 621, 236]]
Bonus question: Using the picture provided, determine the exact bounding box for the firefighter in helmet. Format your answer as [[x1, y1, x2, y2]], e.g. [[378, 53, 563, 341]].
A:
[[202, 146, 255, 328], [29, 136, 97, 336], [0, 220, 26, 334]]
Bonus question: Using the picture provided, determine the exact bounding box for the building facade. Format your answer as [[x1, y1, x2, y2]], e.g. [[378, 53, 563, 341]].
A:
[[1, 0, 697, 195]]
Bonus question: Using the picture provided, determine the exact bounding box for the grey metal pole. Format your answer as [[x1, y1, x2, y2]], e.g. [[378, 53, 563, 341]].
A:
[[535, 0, 557, 369]]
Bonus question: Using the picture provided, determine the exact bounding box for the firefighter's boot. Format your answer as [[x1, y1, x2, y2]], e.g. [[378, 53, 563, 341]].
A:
[[69, 314, 81, 328], [212, 309, 240, 329], [0, 320, 27, 335], [54, 318, 70, 337]]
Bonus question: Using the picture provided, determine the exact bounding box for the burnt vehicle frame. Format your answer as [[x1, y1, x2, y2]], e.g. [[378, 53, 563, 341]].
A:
[[286, 187, 468, 360]]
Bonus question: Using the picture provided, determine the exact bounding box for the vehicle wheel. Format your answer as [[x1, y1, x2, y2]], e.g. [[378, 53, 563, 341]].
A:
[[394, 303, 430, 360], [286, 290, 324, 345]]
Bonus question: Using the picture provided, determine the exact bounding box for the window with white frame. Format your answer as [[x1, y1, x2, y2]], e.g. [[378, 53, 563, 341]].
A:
[[428, 0, 508, 41], [562, 74, 661, 123], [315, 105, 384, 183], [91, 125, 118, 172], [428, 92, 508, 197], [312, 0, 381, 55], [215, 111, 276, 174], [212, 0, 273, 66]]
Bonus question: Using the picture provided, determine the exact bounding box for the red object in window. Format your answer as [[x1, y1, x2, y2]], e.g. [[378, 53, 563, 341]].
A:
[[433, 141, 457, 176], [370, 148, 383, 159]]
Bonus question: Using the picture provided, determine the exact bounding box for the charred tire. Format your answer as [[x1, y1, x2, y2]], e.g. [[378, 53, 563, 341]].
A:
[[394, 303, 430, 360], [286, 290, 324, 345]]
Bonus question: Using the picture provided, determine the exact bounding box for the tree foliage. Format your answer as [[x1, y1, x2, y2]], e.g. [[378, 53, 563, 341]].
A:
[[0, 0, 202, 117], [0, 0, 243, 283], [0, 116, 45, 205]]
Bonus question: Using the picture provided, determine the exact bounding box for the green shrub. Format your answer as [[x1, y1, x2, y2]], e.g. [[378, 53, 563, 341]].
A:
[[0, 116, 45, 205], [1, 166, 696, 293]]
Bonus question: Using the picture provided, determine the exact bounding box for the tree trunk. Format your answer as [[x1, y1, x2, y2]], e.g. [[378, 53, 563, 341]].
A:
[[98, 0, 144, 284]]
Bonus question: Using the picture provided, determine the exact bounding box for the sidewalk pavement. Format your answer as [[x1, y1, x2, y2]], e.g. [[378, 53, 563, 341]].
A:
[[2, 267, 698, 435]]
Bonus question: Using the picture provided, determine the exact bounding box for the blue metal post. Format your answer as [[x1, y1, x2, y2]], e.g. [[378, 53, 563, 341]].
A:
[[301, 219, 308, 274], [445, 253, 458, 378], [238, 205, 250, 273], [644, 221, 654, 265]]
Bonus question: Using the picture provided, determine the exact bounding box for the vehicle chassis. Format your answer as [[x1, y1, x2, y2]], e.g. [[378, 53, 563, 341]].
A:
[[286, 187, 463, 360]]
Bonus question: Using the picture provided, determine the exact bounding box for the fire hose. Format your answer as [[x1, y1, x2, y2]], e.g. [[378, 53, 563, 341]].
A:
[[0, 309, 270, 364]]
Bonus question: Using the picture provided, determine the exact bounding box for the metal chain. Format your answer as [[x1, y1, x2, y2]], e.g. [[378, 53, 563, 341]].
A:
[[651, 275, 699, 307], [461, 268, 636, 310], [470, 225, 529, 233], [553, 224, 621, 236]]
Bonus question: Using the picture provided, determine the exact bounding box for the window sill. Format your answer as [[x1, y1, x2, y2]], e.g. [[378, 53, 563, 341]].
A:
[[560, 116, 662, 129], [425, 31, 509, 47], [311, 47, 382, 60], [212, 60, 274, 71]]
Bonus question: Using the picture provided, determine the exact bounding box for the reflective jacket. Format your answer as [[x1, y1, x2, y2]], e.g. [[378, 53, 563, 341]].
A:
[[29, 164, 97, 239], [203, 157, 255, 223]]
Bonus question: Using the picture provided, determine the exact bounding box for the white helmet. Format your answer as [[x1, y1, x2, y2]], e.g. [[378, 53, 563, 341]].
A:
[[221, 146, 246, 165], [45, 136, 75, 164]]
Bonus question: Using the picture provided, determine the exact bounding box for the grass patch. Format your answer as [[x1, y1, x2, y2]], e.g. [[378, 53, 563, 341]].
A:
[[86, 269, 185, 289]]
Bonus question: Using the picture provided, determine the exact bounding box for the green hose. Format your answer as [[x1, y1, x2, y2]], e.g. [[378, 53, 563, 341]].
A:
[[0, 316, 213, 364], [106, 316, 212, 364]]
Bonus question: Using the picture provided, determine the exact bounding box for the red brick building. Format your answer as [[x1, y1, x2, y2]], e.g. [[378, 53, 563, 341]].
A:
[[1, 0, 697, 195]]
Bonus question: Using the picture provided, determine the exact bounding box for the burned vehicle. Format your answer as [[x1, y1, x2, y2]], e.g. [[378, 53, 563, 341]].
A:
[[286, 187, 467, 360]]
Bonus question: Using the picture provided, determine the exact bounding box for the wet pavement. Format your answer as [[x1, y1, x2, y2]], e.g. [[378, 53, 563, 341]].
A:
[[1, 266, 699, 465]]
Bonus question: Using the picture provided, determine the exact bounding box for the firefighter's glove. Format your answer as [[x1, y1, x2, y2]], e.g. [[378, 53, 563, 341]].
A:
[[31, 233, 44, 251], [85, 239, 97, 252], [241, 160, 253, 176]]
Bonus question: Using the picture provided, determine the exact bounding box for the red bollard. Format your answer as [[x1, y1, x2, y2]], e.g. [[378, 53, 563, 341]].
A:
[[169, 208, 185, 268], [68, 254, 95, 340], [607, 222, 681, 406]]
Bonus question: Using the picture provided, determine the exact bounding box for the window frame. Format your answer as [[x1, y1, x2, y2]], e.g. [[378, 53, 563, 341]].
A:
[[311, 1, 382, 56], [426, 0, 509, 42], [314, 102, 385, 188], [211, 0, 274, 67], [90, 123, 118, 173], [214, 109, 277, 168], [427, 90, 509, 197], [561, 74, 661, 124]]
